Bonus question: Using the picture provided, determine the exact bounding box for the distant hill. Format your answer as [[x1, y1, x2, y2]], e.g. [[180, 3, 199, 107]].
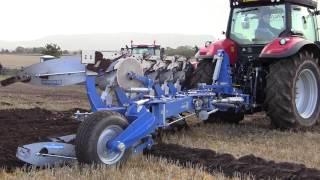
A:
[[0, 33, 215, 51]]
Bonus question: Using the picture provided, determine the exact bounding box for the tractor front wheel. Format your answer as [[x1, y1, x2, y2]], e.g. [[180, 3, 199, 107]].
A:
[[75, 111, 131, 165], [188, 60, 214, 89], [189, 60, 244, 124], [266, 51, 320, 129]]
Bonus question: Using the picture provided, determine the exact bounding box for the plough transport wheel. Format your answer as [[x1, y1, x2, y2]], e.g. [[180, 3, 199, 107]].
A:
[[75, 111, 131, 165]]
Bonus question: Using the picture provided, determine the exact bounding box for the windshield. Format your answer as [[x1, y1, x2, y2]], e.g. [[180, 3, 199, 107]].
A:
[[132, 47, 160, 56], [230, 5, 286, 45]]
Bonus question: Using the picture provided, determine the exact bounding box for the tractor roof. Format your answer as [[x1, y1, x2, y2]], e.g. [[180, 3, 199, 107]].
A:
[[230, 0, 317, 9], [131, 44, 161, 48]]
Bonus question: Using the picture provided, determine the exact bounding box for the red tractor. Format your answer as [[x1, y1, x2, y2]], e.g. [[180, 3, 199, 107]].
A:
[[128, 41, 164, 59], [190, 0, 320, 129]]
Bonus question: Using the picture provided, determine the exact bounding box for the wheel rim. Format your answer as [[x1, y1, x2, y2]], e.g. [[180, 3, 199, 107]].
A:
[[97, 125, 125, 165], [295, 69, 318, 119]]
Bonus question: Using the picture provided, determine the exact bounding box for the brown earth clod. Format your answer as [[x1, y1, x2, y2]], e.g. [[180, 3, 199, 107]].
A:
[[0, 108, 80, 170], [147, 143, 320, 180]]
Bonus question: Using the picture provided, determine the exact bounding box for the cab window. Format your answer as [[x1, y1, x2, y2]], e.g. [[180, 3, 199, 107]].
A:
[[291, 5, 317, 42], [230, 5, 285, 45]]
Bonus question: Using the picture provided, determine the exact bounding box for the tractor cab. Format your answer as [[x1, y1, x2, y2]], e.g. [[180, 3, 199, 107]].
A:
[[129, 42, 164, 59], [198, 0, 318, 62], [228, 0, 318, 61]]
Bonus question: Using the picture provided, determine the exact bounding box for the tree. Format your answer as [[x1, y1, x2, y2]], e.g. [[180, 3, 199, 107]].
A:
[[31, 47, 45, 54], [62, 50, 69, 55], [165, 46, 196, 58], [73, 50, 81, 55], [15, 46, 25, 54], [42, 43, 62, 57]]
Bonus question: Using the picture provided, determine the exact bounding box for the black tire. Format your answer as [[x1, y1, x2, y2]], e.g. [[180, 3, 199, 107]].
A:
[[188, 60, 214, 88], [182, 63, 195, 90], [75, 111, 131, 165], [206, 110, 244, 124], [189, 60, 244, 123], [168, 118, 189, 132], [265, 51, 320, 129]]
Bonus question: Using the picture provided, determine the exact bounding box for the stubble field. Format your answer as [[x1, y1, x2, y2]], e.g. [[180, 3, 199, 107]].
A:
[[0, 55, 319, 179], [0, 83, 319, 179]]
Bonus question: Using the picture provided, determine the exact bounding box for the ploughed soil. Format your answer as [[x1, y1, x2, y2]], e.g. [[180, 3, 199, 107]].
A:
[[1, 108, 320, 179], [0, 108, 79, 169], [147, 144, 320, 180]]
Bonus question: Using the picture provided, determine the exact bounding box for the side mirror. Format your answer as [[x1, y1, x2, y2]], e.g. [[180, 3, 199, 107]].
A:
[[160, 48, 165, 55], [160, 48, 165, 58], [241, 16, 250, 29], [194, 46, 199, 54], [205, 41, 212, 48]]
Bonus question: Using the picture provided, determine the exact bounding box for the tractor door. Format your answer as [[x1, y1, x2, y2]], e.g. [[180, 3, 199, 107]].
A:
[[291, 4, 318, 42]]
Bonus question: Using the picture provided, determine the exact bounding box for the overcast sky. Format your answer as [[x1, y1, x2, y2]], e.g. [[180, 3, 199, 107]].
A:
[[0, 0, 230, 41]]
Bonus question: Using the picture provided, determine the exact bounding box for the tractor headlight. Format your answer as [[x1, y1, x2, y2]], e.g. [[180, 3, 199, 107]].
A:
[[279, 38, 287, 45]]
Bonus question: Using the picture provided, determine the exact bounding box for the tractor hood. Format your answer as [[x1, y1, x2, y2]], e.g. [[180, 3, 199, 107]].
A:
[[196, 39, 238, 65]]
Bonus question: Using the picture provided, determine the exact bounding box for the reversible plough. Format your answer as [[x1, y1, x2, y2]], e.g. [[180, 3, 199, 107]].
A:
[[0, 49, 249, 166]]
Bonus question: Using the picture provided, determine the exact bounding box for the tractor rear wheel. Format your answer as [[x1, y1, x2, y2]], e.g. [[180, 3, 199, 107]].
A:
[[189, 60, 244, 124], [266, 51, 320, 129], [206, 110, 244, 124], [75, 111, 131, 165]]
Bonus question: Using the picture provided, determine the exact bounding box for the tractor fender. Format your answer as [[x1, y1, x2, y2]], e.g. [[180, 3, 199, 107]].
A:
[[259, 37, 319, 59], [196, 39, 238, 65]]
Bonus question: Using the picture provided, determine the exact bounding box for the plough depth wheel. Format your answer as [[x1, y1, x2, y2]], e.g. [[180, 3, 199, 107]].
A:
[[75, 111, 131, 165]]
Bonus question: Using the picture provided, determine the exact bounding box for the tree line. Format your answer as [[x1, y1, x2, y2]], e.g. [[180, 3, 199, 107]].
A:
[[0, 43, 76, 57], [165, 46, 198, 58], [0, 44, 200, 58]]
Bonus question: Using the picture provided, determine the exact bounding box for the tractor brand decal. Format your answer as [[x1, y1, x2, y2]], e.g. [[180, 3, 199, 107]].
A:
[[230, 46, 235, 53], [181, 102, 189, 110], [239, 0, 283, 4], [44, 144, 64, 149], [41, 79, 63, 86], [17, 147, 31, 158], [241, 0, 259, 2]]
